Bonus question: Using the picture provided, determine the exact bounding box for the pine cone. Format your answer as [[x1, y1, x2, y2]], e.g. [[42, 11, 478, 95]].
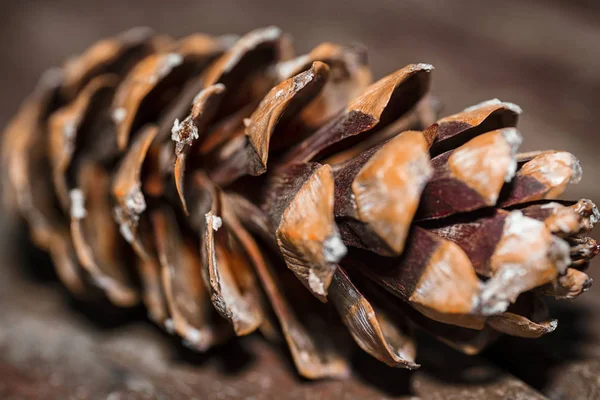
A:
[[3, 26, 599, 379]]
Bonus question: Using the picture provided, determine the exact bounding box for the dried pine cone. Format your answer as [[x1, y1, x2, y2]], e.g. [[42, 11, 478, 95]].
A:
[[2, 26, 599, 379]]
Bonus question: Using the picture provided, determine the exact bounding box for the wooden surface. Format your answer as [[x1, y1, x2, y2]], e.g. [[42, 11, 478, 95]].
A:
[[0, 234, 554, 399], [1, 0, 599, 398]]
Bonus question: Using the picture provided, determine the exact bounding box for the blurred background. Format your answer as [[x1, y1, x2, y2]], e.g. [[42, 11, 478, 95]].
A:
[[0, 0, 599, 398], [1, 0, 598, 206]]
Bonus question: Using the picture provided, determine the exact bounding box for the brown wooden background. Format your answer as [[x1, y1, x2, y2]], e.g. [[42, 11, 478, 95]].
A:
[[0, 0, 599, 398]]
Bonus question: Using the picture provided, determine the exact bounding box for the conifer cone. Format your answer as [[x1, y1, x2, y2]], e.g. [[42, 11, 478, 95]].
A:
[[2, 26, 599, 379]]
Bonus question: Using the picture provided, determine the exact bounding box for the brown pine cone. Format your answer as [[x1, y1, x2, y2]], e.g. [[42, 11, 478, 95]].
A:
[[2, 26, 598, 379]]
